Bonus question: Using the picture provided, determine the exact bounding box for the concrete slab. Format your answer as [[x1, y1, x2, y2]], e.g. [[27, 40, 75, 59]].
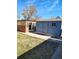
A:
[[25, 32, 51, 40]]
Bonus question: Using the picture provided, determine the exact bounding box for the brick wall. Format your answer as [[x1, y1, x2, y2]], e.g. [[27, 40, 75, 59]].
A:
[[17, 25, 26, 32]]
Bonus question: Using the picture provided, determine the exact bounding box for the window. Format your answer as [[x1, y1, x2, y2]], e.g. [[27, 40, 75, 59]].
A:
[[52, 23, 56, 27]]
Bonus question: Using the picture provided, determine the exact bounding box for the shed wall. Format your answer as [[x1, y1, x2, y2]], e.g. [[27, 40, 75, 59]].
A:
[[36, 21, 61, 36]]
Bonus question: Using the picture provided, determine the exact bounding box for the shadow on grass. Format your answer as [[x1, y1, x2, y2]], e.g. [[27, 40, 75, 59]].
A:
[[17, 39, 62, 59]]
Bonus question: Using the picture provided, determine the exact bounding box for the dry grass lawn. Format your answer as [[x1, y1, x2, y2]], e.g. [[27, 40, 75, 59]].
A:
[[17, 32, 45, 57]]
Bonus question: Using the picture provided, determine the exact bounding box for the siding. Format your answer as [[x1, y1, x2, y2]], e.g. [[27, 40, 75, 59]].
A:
[[36, 21, 61, 36]]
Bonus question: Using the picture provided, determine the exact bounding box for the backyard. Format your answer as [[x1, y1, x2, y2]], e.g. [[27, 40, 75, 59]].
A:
[[17, 32, 60, 59]]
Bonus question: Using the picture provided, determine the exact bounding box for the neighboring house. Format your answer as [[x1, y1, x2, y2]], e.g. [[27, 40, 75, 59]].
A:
[[36, 18, 62, 37], [17, 19, 36, 32]]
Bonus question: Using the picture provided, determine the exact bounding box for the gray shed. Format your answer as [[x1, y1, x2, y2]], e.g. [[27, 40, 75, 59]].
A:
[[36, 18, 62, 37]]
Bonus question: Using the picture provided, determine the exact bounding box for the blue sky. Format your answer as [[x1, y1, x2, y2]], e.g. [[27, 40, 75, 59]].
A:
[[17, 0, 62, 19]]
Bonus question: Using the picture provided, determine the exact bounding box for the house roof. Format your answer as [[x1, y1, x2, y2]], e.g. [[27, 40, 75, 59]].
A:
[[17, 18, 62, 22]]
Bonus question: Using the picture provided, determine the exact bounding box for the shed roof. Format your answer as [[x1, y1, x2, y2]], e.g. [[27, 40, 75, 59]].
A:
[[37, 18, 62, 22], [17, 19, 37, 22]]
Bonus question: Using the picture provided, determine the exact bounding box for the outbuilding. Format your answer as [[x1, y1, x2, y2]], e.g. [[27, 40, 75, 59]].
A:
[[36, 18, 62, 37], [17, 19, 36, 32]]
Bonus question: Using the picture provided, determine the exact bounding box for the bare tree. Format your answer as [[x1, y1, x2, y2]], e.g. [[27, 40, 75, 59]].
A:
[[35, 15, 42, 20], [22, 4, 37, 20]]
